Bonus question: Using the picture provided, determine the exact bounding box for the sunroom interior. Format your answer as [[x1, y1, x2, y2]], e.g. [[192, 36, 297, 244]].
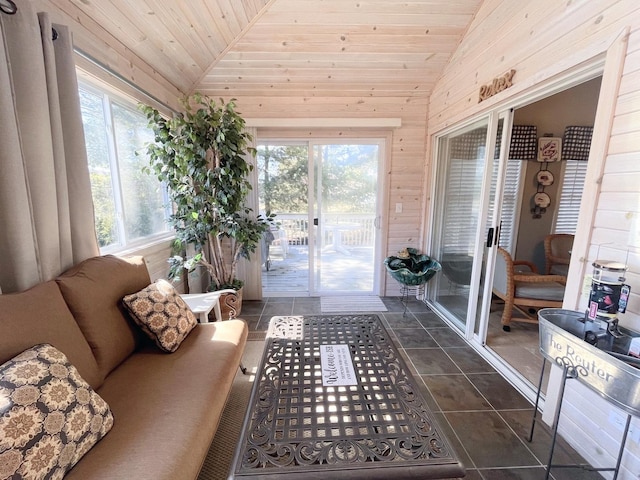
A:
[[3, 0, 640, 479]]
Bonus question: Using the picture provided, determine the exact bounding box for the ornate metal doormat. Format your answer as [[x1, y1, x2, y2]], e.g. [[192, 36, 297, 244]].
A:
[[229, 314, 464, 479]]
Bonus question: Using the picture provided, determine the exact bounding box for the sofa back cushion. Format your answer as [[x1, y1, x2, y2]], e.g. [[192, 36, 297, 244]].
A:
[[56, 255, 151, 380], [0, 281, 102, 389]]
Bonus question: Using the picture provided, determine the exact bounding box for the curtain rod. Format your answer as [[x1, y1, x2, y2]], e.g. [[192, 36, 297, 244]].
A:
[[0, 1, 177, 113], [73, 47, 178, 115]]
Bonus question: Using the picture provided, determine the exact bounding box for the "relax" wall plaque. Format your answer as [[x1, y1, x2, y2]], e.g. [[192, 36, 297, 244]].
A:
[[478, 69, 516, 103]]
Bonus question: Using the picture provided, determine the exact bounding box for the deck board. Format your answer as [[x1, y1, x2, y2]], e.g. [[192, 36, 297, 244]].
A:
[[262, 245, 375, 296]]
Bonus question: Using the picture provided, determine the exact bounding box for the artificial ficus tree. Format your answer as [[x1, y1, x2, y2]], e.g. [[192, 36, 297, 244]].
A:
[[140, 93, 273, 290]]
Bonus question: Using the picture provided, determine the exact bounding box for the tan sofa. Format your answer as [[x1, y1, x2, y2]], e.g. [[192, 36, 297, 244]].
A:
[[0, 254, 248, 479]]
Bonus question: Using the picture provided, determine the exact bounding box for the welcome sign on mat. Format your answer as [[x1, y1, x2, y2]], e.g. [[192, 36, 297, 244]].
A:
[[319, 344, 358, 386]]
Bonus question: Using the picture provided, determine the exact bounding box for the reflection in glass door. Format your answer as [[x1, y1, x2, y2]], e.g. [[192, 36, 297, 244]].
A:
[[430, 119, 489, 330]]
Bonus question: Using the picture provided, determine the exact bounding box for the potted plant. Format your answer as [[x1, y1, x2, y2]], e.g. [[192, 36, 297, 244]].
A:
[[140, 93, 273, 317]]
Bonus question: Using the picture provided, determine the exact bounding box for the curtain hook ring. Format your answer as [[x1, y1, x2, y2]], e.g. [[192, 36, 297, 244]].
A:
[[0, 0, 17, 15]]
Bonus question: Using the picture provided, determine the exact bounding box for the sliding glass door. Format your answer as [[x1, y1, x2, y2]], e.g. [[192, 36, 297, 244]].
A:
[[429, 111, 513, 338], [257, 140, 383, 296], [430, 118, 489, 330], [312, 142, 381, 295]]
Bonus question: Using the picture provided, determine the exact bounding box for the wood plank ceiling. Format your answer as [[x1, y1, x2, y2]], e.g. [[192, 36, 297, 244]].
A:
[[61, 0, 483, 99]]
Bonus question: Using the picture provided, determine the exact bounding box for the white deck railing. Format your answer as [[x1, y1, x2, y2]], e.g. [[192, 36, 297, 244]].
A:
[[272, 214, 376, 248]]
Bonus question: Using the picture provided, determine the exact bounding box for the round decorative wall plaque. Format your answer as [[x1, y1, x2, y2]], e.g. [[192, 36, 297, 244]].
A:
[[534, 192, 551, 208], [536, 170, 554, 186]]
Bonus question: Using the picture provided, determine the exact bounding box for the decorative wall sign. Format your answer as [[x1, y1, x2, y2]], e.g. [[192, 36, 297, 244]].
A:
[[537, 137, 562, 162], [478, 69, 516, 103], [531, 140, 557, 219]]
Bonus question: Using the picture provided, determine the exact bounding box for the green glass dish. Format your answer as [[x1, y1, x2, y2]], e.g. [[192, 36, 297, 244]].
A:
[[384, 248, 441, 286]]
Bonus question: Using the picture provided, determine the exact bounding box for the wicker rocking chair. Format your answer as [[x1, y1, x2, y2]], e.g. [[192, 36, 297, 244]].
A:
[[544, 233, 574, 276], [492, 247, 566, 332]]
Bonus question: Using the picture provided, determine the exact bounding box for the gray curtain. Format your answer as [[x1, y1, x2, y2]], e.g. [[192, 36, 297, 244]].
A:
[[0, 3, 99, 293]]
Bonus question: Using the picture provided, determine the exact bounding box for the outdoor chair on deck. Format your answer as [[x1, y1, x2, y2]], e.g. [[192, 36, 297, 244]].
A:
[[492, 247, 566, 331], [544, 233, 574, 276]]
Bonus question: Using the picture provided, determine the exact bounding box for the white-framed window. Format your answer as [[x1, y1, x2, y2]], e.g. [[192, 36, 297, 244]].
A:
[[78, 81, 171, 253], [554, 159, 588, 234]]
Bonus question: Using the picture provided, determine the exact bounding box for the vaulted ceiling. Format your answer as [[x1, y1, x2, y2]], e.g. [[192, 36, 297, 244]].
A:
[[53, 0, 483, 98]]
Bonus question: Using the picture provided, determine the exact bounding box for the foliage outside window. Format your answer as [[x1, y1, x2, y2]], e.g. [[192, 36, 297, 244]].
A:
[[258, 145, 309, 215], [78, 83, 170, 251], [257, 143, 378, 214]]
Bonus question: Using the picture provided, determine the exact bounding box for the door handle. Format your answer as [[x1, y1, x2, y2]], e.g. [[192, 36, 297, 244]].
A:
[[486, 227, 494, 248]]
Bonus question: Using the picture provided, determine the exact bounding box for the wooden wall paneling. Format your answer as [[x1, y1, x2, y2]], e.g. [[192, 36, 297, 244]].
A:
[[141, 2, 216, 70], [613, 90, 640, 117], [429, 2, 639, 133], [265, 0, 479, 16], [31, 0, 183, 111], [431, 2, 620, 115], [217, 50, 448, 71], [602, 151, 640, 173], [234, 34, 461, 54], [431, 0, 580, 98], [229, 94, 427, 295], [611, 118, 638, 145]]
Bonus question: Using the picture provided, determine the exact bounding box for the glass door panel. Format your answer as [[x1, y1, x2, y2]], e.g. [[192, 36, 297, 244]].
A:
[[258, 141, 381, 296], [474, 113, 513, 338], [431, 119, 489, 330], [312, 143, 380, 295], [257, 143, 310, 295]]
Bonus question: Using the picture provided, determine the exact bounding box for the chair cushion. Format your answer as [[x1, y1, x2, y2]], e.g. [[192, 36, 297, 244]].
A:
[[515, 281, 565, 301], [56, 255, 151, 380], [0, 344, 113, 479], [0, 281, 101, 390], [122, 280, 198, 353], [550, 264, 569, 276]]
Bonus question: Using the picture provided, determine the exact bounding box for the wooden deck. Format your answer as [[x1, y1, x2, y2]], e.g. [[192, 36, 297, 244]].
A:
[[261, 244, 375, 296]]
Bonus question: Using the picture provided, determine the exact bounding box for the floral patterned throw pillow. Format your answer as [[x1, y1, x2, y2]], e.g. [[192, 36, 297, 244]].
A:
[[0, 344, 114, 479], [122, 279, 198, 353]]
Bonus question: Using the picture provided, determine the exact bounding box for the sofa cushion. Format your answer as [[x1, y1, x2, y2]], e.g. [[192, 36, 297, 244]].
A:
[[56, 255, 151, 380], [0, 281, 101, 389], [63, 320, 248, 480], [122, 280, 198, 353], [0, 344, 113, 479]]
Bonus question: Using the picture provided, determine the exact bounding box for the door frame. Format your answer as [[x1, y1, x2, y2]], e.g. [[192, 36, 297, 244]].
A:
[[427, 115, 494, 332], [425, 56, 609, 403], [309, 138, 386, 296], [255, 134, 391, 297]]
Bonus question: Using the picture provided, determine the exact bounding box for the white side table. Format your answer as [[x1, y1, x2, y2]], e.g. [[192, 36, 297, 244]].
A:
[[180, 292, 223, 323]]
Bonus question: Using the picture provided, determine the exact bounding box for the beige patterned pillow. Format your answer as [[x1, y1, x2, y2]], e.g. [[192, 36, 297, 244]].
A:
[[0, 344, 114, 479], [122, 279, 198, 353]]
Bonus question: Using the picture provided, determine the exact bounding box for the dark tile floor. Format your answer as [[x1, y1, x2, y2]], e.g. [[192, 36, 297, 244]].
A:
[[240, 296, 603, 480]]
